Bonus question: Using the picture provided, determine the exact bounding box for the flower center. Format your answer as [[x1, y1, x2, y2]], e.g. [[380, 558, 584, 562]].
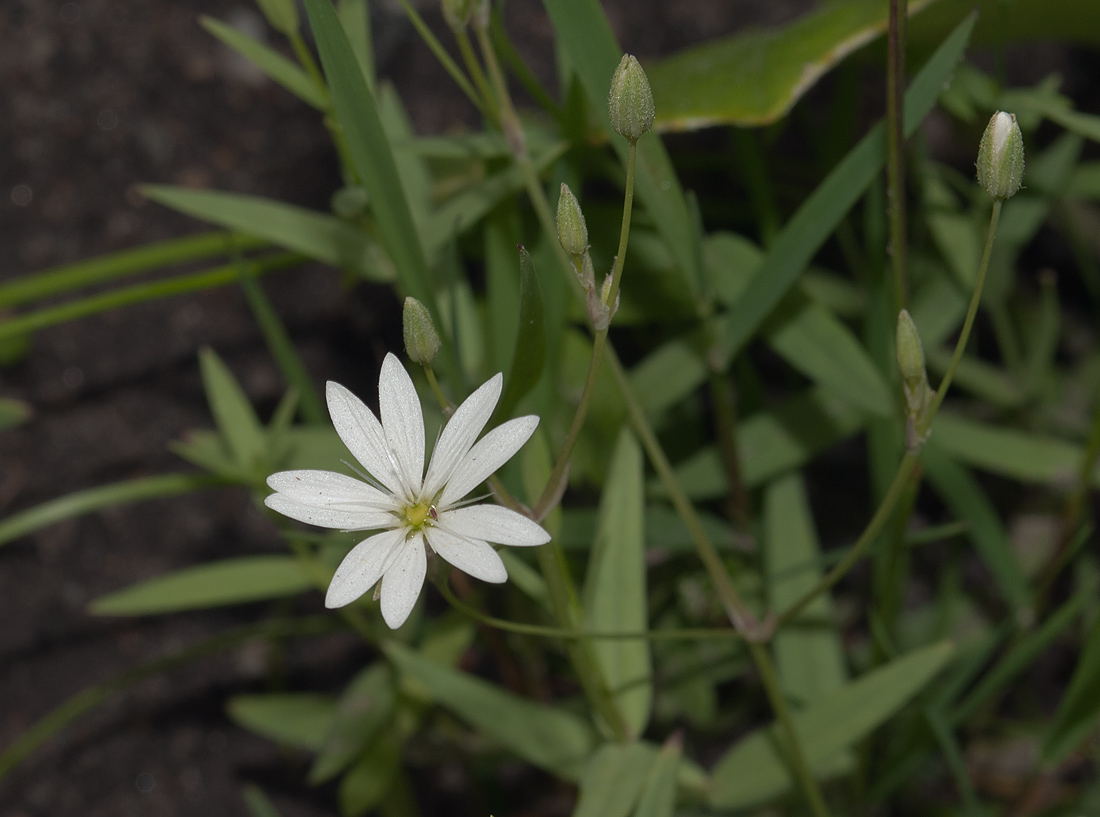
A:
[[403, 501, 433, 530]]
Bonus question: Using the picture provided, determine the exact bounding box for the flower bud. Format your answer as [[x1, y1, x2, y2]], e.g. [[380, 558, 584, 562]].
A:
[[402, 297, 441, 365], [556, 183, 588, 257], [895, 309, 926, 389], [441, 0, 474, 29], [976, 111, 1024, 200], [608, 55, 654, 142], [255, 0, 299, 35]]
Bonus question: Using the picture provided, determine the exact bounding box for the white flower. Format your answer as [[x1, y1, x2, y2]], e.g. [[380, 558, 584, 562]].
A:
[[264, 353, 551, 628]]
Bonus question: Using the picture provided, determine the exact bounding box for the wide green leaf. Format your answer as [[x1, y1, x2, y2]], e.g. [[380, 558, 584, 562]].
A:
[[632, 738, 684, 817], [573, 742, 658, 817], [199, 347, 267, 470], [200, 16, 328, 109], [584, 428, 652, 738], [385, 642, 596, 780], [90, 556, 312, 615], [310, 663, 395, 784], [227, 693, 336, 751], [764, 473, 847, 706], [339, 734, 402, 816], [709, 641, 954, 809], [143, 186, 388, 281], [648, 0, 937, 129], [716, 13, 976, 364]]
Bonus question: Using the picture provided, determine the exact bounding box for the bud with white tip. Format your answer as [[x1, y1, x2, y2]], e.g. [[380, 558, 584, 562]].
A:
[[977, 111, 1024, 200], [402, 297, 441, 365], [895, 309, 933, 450], [556, 183, 589, 257], [608, 55, 655, 142]]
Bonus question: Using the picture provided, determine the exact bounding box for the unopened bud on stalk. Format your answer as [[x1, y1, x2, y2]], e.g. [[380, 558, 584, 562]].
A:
[[403, 297, 441, 365], [976, 111, 1024, 200], [255, 0, 299, 34], [441, 0, 475, 29], [895, 309, 933, 450], [556, 184, 588, 257], [608, 55, 654, 142], [895, 309, 926, 389]]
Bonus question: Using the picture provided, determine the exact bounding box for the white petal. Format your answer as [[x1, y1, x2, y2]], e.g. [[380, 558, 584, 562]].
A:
[[439, 504, 551, 547], [325, 528, 406, 608], [425, 528, 507, 584], [265, 493, 396, 530], [421, 373, 502, 500], [326, 381, 404, 496], [379, 532, 427, 628], [267, 470, 397, 511], [438, 415, 539, 507], [379, 353, 425, 499]]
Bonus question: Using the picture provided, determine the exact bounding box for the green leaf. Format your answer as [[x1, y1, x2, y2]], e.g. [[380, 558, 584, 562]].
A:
[[0, 473, 227, 549], [932, 413, 1099, 487], [922, 445, 1031, 615], [1043, 615, 1100, 765], [628, 339, 707, 421], [200, 16, 327, 109], [573, 742, 658, 817], [632, 738, 683, 817], [385, 641, 596, 780], [310, 663, 395, 784], [559, 504, 735, 555], [336, 0, 374, 91], [90, 556, 312, 615], [715, 13, 976, 364], [199, 347, 267, 470], [764, 473, 847, 706], [339, 734, 402, 817], [302, 0, 433, 307], [584, 429, 652, 738], [0, 398, 32, 431], [709, 641, 954, 809], [493, 247, 547, 424], [143, 186, 388, 280], [541, 0, 700, 295], [227, 693, 336, 751], [648, 0, 938, 129]]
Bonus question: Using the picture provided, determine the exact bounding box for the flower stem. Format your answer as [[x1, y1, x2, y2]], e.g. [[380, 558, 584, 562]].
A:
[[886, 0, 909, 314], [750, 643, 833, 817], [394, 0, 485, 115], [454, 28, 499, 123], [422, 363, 451, 413], [924, 199, 1002, 425]]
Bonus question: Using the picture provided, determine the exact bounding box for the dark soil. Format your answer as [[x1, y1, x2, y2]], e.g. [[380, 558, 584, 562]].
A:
[[0, 1, 822, 815]]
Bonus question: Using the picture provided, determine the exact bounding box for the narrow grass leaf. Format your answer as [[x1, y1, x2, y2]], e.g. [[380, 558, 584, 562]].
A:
[[709, 641, 954, 809], [0, 232, 264, 309], [143, 186, 389, 281], [302, 0, 432, 306], [337, 0, 374, 92], [583, 428, 652, 737], [764, 473, 847, 705], [200, 16, 328, 109], [493, 247, 546, 424], [573, 742, 658, 817], [385, 642, 596, 780], [90, 556, 312, 615], [922, 445, 1031, 615], [632, 738, 683, 817], [0, 473, 227, 548], [227, 693, 336, 751], [1043, 615, 1100, 764], [199, 347, 267, 469], [310, 663, 395, 784], [716, 13, 976, 364]]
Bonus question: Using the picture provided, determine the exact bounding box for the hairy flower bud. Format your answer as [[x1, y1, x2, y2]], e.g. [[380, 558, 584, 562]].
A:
[[556, 183, 588, 257], [977, 111, 1024, 200], [402, 297, 441, 365], [895, 309, 933, 450], [255, 0, 299, 35], [895, 309, 926, 389], [608, 55, 654, 142]]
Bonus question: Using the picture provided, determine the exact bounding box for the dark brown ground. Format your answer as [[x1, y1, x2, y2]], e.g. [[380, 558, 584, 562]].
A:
[[0, 2, 826, 815]]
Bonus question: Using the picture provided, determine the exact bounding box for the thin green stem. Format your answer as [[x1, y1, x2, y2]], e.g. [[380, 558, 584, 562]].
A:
[[886, 0, 908, 313], [437, 578, 742, 640], [0, 232, 267, 309], [532, 143, 638, 520], [474, 23, 526, 160], [606, 346, 762, 636], [422, 363, 451, 413], [751, 643, 833, 817], [395, 0, 485, 116], [454, 28, 498, 123], [925, 199, 1002, 423], [707, 367, 752, 529], [778, 452, 921, 628], [0, 253, 302, 341], [288, 30, 328, 95]]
